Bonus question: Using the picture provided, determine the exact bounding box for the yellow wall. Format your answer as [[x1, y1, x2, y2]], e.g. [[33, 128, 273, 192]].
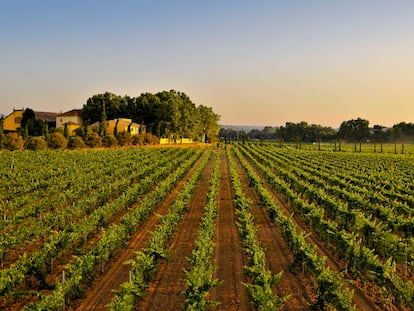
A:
[[159, 137, 193, 144], [66, 123, 81, 136], [3, 110, 23, 131]]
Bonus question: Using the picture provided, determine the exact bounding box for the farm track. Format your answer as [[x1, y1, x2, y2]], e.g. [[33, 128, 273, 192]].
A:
[[210, 150, 252, 311], [238, 146, 382, 311], [134, 150, 217, 310], [231, 149, 314, 310], [75, 149, 210, 311]]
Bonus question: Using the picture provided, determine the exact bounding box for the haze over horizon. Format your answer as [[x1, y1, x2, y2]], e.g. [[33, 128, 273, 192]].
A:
[[1, 1, 414, 128]]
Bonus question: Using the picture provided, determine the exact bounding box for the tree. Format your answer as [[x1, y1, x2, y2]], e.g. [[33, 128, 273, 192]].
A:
[[21, 108, 43, 136], [43, 121, 49, 141], [389, 122, 414, 143], [198, 105, 220, 143], [337, 118, 370, 143], [64, 123, 70, 140], [81, 90, 220, 142], [82, 92, 123, 125], [0, 118, 4, 149], [99, 101, 107, 137]]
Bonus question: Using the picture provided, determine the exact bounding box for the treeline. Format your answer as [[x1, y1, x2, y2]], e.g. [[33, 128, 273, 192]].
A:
[[221, 118, 414, 143], [82, 90, 220, 143], [0, 89, 220, 151]]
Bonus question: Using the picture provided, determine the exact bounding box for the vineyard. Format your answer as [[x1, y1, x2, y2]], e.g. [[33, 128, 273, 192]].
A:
[[1, 144, 414, 310]]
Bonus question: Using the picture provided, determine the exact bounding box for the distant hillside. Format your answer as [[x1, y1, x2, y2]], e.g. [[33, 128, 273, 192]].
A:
[[220, 125, 265, 132]]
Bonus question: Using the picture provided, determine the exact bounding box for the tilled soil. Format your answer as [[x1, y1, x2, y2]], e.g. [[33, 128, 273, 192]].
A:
[[134, 150, 217, 310], [234, 147, 387, 310], [209, 151, 252, 311], [75, 150, 210, 311], [232, 152, 314, 310], [20, 146, 401, 310]]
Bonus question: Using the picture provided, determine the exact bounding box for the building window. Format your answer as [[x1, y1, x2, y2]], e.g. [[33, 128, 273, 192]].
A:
[[15, 117, 22, 124]]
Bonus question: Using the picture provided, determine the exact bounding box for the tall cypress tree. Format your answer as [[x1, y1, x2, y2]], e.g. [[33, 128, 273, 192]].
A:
[[0, 119, 4, 149], [99, 103, 107, 137], [64, 123, 70, 139]]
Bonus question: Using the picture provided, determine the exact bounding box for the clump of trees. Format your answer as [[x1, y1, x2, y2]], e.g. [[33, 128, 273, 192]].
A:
[[223, 118, 414, 144], [82, 90, 220, 143], [0, 89, 220, 152]]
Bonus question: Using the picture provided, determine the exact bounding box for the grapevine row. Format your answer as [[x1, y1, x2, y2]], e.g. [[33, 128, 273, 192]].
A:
[[183, 149, 221, 310], [233, 146, 355, 310], [227, 148, 288, 310], [108, 149, 213, 310], [239, 144, 414, 308]]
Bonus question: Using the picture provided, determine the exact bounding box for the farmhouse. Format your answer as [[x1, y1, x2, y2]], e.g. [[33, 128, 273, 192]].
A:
[[56, 109, 83, 135], [90, 118, 145, 135], [3, 109, 58, 132], [3, 109, 23, 132]]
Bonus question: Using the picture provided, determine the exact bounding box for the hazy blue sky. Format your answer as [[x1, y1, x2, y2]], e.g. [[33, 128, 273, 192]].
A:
[[1, 1, 414, 127]]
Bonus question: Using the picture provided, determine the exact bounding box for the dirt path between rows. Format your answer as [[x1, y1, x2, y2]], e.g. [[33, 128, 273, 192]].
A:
[[75, 150, 209, 311], [209, 150, 252, 311], [232, 150, 314, 310], [237, 146, 383, 311], [135, 150, 216, 310]]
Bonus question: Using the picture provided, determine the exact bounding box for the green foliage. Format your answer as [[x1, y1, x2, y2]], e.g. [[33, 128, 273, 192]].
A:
[[82, 92, 123, 125], [132, 133, 159, 145], [183, 151, 221, 310], [84, 132, 102, 148], [0, 119, 4, 149], [234, 146, 356, 310], [82, 90, 220, 142], [16, 148, 204, 310], [117, 131, 131, 146], [227, 148, 288, 310], [3, 133, 24, 151], [338, 118, 370, 142], [68, 136, 86, 149], [109, 150, 211, 310], [144, 133, 159, 145], [131, 134, 145, 146], [47, 132, 67, 150], [20, 108, 45, 137], [102, 134, 118, 148], [26, 136, 48, 151]]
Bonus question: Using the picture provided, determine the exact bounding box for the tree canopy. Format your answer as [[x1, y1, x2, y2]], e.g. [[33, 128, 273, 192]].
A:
[[82, 90, 220, 142], [338, 118, 370, 142]]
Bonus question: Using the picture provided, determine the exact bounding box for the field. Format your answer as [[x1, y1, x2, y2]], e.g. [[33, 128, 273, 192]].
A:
[[1, 144, 414, 310]]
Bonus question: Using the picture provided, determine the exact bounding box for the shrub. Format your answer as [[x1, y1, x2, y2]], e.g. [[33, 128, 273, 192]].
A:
[[48, 132, 67, 149], [103, 134, 118, 147], [117, 131, 132, 146], [132, 134, 145, 146], [68, 136, 86, 149], [144, 133, 160, 145], [3, 133, 24, 151], [26, 136, 48, 151], [85, 132, 102, 148]]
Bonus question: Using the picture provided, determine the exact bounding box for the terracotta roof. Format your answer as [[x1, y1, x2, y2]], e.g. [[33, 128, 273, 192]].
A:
[[57, 109, 83, 117], [34, 111, 59, 122]]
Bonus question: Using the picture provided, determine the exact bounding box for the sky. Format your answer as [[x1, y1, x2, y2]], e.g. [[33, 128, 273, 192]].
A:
[[1, 0, 414, 127]]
